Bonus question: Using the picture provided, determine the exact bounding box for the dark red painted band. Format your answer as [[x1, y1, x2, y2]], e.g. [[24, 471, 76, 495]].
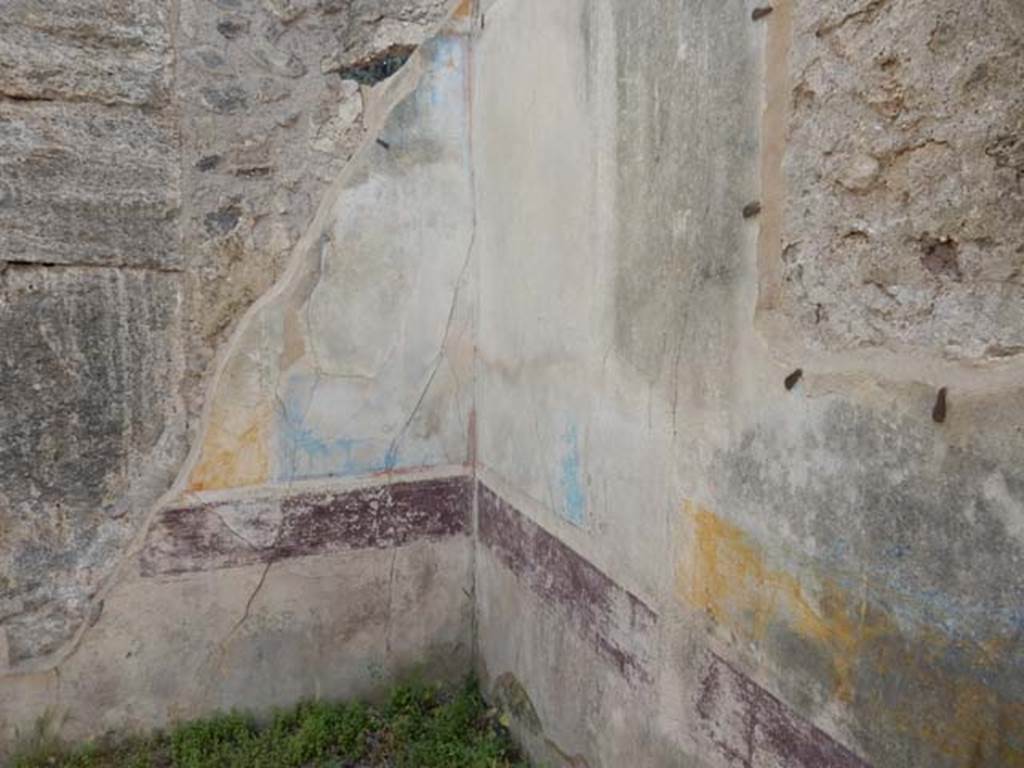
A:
[[477, 481, 657, 684], [698, 653, 872, 768], [141, 475, 472, 576]]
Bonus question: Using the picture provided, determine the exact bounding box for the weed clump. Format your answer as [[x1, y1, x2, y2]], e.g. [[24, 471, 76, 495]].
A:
[[12, 676, 529, 768]]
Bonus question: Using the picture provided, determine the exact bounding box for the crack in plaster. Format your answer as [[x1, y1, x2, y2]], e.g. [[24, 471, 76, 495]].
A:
[[383, 105, 478, 472], [224, 552, 278, 646], [0, 260, 185, 274], [209, 510, 265, 551]]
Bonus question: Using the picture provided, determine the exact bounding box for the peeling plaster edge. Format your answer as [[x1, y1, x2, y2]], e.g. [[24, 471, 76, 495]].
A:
[[750, 0, 1024, 395], [4, 0, 473, 680]]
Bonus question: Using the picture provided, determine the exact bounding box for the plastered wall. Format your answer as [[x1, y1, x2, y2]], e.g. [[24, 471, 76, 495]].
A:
[[472, 1, 1023, 767]]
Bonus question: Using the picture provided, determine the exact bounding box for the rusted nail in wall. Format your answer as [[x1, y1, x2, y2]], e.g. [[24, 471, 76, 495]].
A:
[[932, 387, 948, 423]]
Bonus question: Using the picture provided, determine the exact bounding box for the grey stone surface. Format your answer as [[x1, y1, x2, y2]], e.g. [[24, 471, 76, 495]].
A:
[[0, 0, 172, 105], [0, 266, 185, 665], [0, 102, 180, 269], [0, 0, 184, 667], [774, 0, 1024, 361]]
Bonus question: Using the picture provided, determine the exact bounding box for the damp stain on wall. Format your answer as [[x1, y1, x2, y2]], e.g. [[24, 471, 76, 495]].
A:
[[676, 501, 1024, 767]]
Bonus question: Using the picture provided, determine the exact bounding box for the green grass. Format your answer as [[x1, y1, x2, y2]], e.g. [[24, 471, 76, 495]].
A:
[[11, 677, 530, 768]]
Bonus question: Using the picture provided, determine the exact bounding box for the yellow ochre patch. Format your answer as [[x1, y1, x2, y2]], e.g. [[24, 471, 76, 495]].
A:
[[187, 405, 270, 492], [677, 501, 875, 701]]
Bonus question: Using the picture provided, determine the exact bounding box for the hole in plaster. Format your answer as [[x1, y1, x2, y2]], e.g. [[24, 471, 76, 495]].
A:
[[337, 44, 417, 86]]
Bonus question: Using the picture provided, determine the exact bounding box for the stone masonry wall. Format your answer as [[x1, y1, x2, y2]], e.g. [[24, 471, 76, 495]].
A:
[[0, 0, 186, 668]]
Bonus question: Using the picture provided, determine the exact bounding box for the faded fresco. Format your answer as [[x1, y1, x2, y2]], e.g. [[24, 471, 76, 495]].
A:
[[2, 0, 1022, 766]]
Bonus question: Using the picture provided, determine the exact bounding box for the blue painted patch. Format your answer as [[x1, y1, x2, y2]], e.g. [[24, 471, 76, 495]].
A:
[[274, 386, 388, 482], [384, 441, 401, 473], [278, 424, 388, 482], [424, 35, 466, 108], [559, 423, 586, 527]]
